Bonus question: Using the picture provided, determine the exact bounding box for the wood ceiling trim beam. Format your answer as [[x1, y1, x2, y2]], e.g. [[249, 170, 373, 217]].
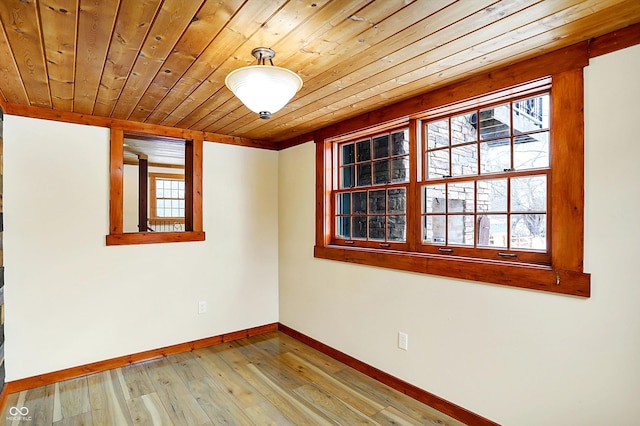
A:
[[2, 103, 275, 150], [588, 22, 640, 58], [276, 40, 590, 148]]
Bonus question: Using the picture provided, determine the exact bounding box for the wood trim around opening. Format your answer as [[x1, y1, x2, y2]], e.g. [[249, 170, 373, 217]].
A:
[[107, 127, 205, 245]]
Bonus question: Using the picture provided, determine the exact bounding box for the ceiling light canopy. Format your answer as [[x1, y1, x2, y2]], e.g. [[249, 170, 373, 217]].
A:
[[225, 47, 303, 119]]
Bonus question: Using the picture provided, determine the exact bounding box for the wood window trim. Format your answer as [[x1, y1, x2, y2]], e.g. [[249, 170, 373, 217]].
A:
[[107, 127, 205, 246], [149, 172, 186, 221], [315, 65, 590, 297]]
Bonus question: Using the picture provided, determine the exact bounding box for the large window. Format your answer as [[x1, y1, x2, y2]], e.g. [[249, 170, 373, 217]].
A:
[[317, 71, 590, 297]]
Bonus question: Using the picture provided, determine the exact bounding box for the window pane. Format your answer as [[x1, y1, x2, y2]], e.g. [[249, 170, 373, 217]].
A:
[[373, 160, 390, 184], [391, 130, 409, 155], [156, 188, 164, 198], [388, 188, 406, 214], [480, 103, 510, 140], [373, 135, 389, 159], [477, 214, 507, 248], [448, 215, 474, 246], [172, 189, 179, 198], [356, 164, 371, 186], [423, 215, 445, 244], [477, 179, 507, 212], [514, 132, 549, 170], [448, 182, 474, 213], [423, 184, 445, 214], [511, 176, 546, 212], [451, 144, 478, 176], [337, 217, 350, 238], [337, 193, 350, 214], [341, 165, 355, 189], [179, 200, 185, 208], [353, 192, 367, 214], [369, 216, 385, 240], [391, 156, 409, 182], [369, 190, 386, 214], [513, 94, 549, 133], [451, 113, 477, 144], [178, 189, 185, 198], [427, 149, 449, 179], [427, 119, 449, 149], [511, 214, 546, 250], [353, 216, 367, 239], [178, 181, 185, 190], [388, 215, 406, 242], [356, 139, 371, 162], [342, 143, 355, 165], [171, 180, 179, 190], [480, 139, 510, 174]]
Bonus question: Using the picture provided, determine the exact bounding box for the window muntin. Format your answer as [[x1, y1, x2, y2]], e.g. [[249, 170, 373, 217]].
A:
[[152, 175, 185, 218], [420, 93, 550, 263], [334, 129, 409, 247]]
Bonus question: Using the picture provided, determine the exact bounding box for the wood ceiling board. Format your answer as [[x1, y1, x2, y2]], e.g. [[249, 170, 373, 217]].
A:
[[146, 0, 288, 127], [0, 0, 639, 144], [127, 0, 245, 123], [73, 0, 119, 114], [201, 0, 462, 134], [123, 136, 185, 166], [234, 0, 637, 141], [212, 0, 509, 137], [93, 0, 163, 117], [0, 0, 51, 108], [39, 0, 78, 111], [166, 0, 330, 129], [0, 19, 29, 105], [110, 0, 206, 120]]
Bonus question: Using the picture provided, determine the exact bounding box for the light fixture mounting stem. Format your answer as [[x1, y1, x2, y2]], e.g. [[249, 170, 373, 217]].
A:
[[251, 47, 275, 65]]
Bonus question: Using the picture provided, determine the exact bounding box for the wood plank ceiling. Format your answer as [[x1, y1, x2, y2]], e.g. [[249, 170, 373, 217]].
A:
[[0, 0, 638, 145]]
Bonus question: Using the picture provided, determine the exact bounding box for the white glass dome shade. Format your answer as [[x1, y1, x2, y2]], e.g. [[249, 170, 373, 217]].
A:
[[225, 48, 303, 119]]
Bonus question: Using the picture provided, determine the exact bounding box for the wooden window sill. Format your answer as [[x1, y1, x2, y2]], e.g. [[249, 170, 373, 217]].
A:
[[106, 231, 205, 246], [314, 245, 590, 297]]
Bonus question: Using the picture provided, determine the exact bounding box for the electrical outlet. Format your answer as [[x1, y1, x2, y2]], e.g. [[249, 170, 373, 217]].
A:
[[398, 332, 408, 351], [198, 301, 207, 314]]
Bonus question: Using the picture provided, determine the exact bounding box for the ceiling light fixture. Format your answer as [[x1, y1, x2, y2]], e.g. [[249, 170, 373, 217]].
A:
[[225, 47, 303, 119]]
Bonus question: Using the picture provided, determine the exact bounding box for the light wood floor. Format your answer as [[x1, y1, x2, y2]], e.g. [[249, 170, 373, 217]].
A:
[[5, 332, 464, 425]]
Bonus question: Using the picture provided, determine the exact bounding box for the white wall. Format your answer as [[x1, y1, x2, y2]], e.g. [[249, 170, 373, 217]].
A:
[[278, 44, 640, 425], [3, 118, 279, 380]]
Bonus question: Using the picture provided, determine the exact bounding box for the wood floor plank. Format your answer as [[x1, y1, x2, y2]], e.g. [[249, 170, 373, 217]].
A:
[[22, 383, 55, 425], [242, 400, 297, 426], [276, 333, 344, 374], [120, 363, 156, 400], [145, 358, 211, 425], [54, 377, 91, 421], [6, 332, 470, 425], [52, 411, 93, 426], [126, 392, 175, 425], [86, 370, 133, 426], [186, 376, 255, 425], [192, 347, 267, 409], [334, 368, 465, 426], [293, 383, 380, 425], [280, 351, 385, 416], [236, 362, 334, 426]]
